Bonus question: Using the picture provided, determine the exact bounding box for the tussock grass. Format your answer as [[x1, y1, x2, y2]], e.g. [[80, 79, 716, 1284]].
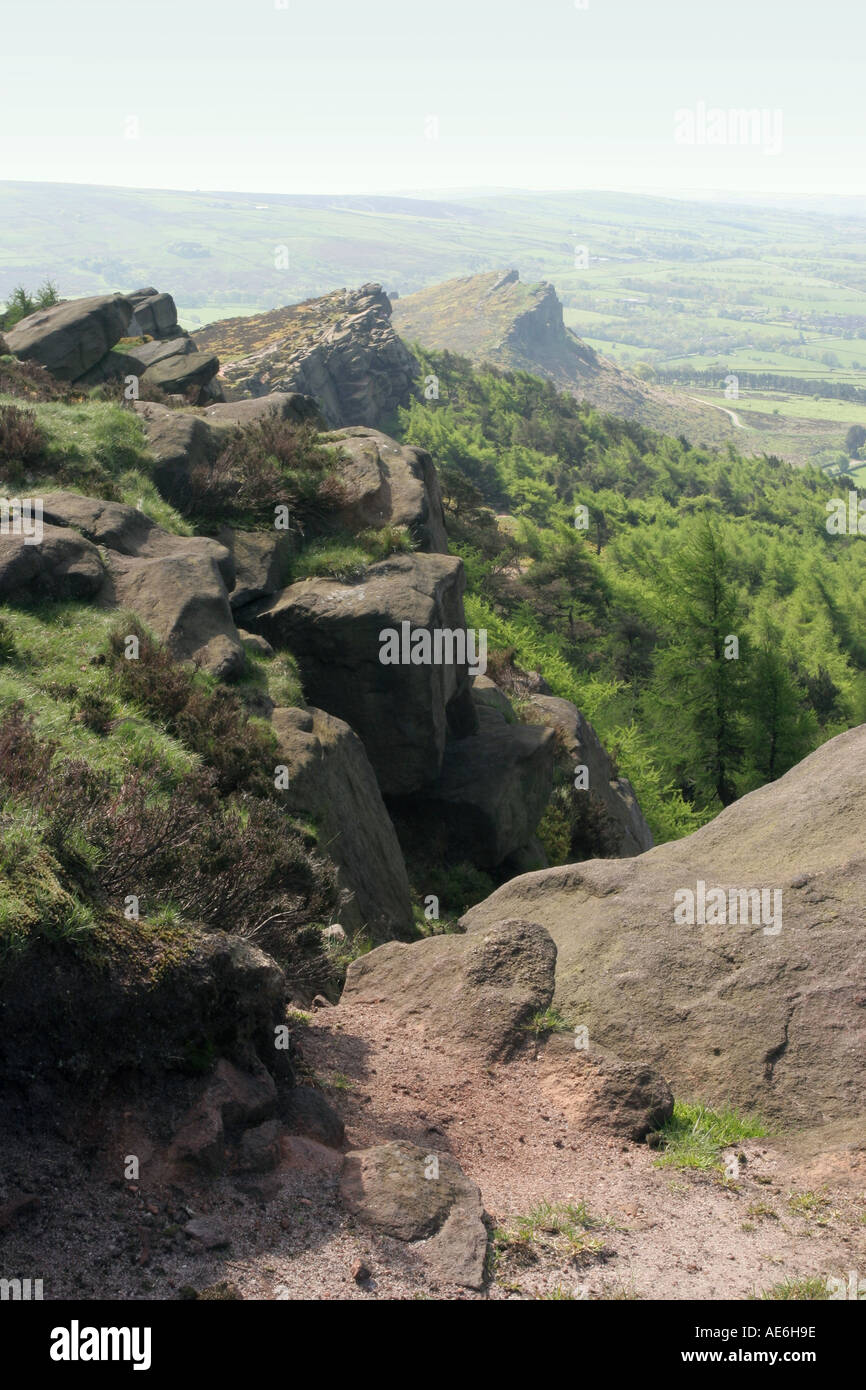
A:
[[653, 1100, 767, 1171]]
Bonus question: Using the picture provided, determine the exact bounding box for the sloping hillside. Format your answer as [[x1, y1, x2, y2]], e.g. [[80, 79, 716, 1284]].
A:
[[392, 269, 733, 443]]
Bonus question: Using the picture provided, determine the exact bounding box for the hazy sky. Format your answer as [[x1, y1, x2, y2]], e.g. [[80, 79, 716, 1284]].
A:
[[1, 0, 863, 197]]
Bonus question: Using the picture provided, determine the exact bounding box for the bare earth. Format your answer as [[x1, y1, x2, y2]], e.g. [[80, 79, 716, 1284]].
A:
[[3, 998, 864, 1302]]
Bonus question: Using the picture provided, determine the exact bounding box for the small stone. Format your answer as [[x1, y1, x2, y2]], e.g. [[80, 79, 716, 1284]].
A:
[[184, 1217, 230, 1250], [351, 1260, 372, 1283]]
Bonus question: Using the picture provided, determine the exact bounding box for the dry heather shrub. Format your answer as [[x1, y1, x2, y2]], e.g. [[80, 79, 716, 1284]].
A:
[[182, 415, 347, 529], [0, 402, 47, 477]]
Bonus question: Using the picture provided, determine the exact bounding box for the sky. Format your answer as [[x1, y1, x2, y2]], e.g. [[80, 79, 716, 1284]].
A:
[[1, 0, 863, 198]]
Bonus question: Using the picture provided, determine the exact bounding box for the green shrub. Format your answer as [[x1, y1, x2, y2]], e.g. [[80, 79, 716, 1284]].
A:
[[0, 280, 60, 332]]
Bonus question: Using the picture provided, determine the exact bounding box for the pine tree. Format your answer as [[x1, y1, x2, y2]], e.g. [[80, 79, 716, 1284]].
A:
[[644, 513, 746, 808]]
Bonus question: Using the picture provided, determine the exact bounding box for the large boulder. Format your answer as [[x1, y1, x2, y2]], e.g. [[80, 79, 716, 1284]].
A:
[[141, 350, 220, 399], [127, 290, 179, 339], [240, 553, 476, 795], [133, 400, 219, 504], [461, 725, 866, 1127], [340, 1140, 487, 1288], [0, 523, 104, 601], [271, 706, 412, 936], [342, 918, 556, 1061], [101, 550, 245, 679], [392, 703, 555, 868], [201, 392, 324, 430], [5, 293, 132, 381], [40, 491, 234, 587], [218, 526, 292, 609], [525, 694, 653, 857], [324, 427, 448, 553]]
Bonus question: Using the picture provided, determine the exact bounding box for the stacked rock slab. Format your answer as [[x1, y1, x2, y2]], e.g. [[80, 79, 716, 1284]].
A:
[[5, 293, 133, 380], [20, 491, 246, 679], [240, 553, 476, 796]]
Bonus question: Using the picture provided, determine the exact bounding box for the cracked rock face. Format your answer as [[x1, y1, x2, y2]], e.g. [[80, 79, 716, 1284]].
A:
[[462, 725, 866, 1126], [215, 285, 418, 430]]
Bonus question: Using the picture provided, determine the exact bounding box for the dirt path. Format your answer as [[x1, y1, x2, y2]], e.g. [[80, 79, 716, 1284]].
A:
[[688, 395, 747, 429], [3, 1000, 863, 1302]]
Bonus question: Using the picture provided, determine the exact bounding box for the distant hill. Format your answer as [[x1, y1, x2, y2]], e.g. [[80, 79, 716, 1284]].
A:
[[392, 269, 732, 442]]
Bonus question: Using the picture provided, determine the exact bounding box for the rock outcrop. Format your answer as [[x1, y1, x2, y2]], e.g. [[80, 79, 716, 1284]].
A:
[[392, 270, 732, 443], [342, 917, 556, 1061], [325, 427, 448, 554], [5, 293, 133, 381], [525, 693, 653, 857], [241, 553, 475, 796], [462, 725, 866, 1126], [194, 284, 418, 430], [270, 706, 413, 936]]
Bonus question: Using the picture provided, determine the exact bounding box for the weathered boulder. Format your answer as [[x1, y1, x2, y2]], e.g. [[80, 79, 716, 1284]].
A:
[[127, 290, 178, 339], [271, 706, 412, 936], [141, 350, 220, 400], [393, 704, 555, 868], [41, 491, 234, 587], [217, 526, 292, 609], [0, 523, 104, 601], [539, 1035, 674, 1142], [526, 694, 653, 857], [101, 550, 245, 679], [241, 553, 475, 795], [201, 392, 324, 430], [324, 427, 448, 553], [5, 293, 132, 381], [133, 400, 219, 504], [340, 1140, 486, 1288], [342, 918, 556, 1061], [461, 725, 866, 1126]]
